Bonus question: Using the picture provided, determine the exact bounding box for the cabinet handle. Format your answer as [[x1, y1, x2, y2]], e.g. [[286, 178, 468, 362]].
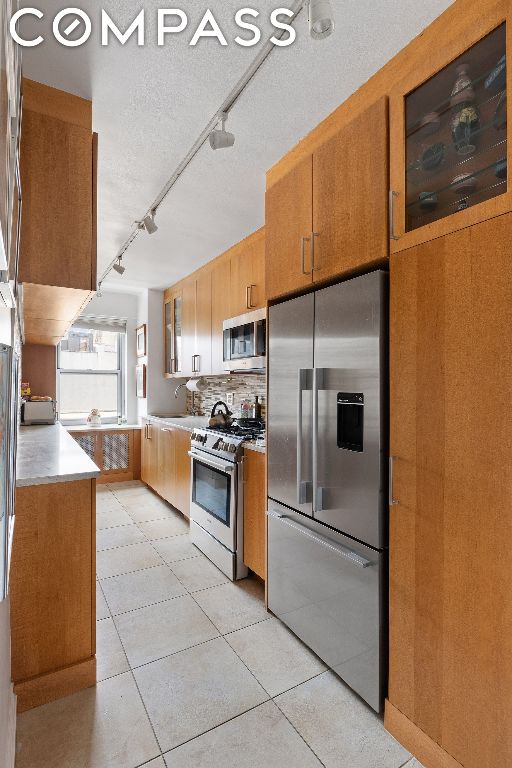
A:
[[246, 285, 257, 309], [311, 232, 320, 272], [162, 428, 173, 433], [301, 236, 311, 275], [389, 190, 400, 241], [389, 455, 399, 506], [192, 354, 200, 373], [148, 424, 152, 440]]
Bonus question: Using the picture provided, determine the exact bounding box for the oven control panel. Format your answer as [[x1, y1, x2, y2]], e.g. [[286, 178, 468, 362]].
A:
[[191, 429, 245, 462]]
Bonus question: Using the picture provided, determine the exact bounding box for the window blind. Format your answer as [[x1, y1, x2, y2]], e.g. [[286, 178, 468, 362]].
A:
[[72, 315, 128, 334]]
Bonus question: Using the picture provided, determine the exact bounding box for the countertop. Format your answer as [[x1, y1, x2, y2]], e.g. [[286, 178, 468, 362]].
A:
[[17, 424, 101, 488], [146, 414, 266, 453], [66, 423, 142, 432]]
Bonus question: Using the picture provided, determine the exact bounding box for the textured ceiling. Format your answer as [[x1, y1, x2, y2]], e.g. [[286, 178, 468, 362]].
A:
[[19, 0, 453, 292]]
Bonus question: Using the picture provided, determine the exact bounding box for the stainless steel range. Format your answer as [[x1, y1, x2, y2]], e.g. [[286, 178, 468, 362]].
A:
[[189, 420, 265, 581]]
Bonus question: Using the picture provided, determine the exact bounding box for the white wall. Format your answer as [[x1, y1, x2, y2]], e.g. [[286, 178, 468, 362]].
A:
[[136, 289, 187, 419], [85, 291, 139, 424]]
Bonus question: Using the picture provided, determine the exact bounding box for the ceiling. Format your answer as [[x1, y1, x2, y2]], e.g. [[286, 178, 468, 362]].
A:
[[19, 0, 453, 292]]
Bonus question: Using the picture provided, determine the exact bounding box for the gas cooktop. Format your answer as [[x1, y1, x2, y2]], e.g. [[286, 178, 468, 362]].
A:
[[190, 419, 265, 462]]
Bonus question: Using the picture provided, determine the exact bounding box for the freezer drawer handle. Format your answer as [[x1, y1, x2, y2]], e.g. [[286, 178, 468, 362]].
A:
[[267, 510, 374, 568]]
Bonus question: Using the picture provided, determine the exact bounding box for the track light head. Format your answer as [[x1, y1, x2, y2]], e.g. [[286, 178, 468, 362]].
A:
[[308, 0, 335, 39], [209, 112, 235, 151], [143, 211, 158, 235], [113, 258, 125, 276]]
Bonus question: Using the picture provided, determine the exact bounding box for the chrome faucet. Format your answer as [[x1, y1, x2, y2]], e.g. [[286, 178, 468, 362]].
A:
[[174, 383, 186, 399], [174, 381, 198, 415]]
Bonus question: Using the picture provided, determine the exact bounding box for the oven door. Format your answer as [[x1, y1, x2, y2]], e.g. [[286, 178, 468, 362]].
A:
[[189, 450, 237, 552]]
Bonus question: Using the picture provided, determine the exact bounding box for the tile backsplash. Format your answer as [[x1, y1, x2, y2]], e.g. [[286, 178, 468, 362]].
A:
[[186, 375, 266, 420]]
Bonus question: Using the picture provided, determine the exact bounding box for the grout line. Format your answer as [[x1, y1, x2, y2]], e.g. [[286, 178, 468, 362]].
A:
[[271, 695, 328, 768]]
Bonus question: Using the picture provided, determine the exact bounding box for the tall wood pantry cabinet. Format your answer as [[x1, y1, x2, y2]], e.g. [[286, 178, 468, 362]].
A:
[[386, 212, 512, 768]]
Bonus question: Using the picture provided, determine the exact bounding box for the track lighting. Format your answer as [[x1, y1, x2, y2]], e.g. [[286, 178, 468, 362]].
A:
[[113, 258, 125, 276], [308, 0, 335, 40], [137, 211, 158, 235], [209, 113, 235, 151]]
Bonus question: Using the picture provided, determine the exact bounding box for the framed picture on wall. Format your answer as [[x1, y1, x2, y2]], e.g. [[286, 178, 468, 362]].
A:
[[136, 324, 147, 358], [136, 364, 146, 399]]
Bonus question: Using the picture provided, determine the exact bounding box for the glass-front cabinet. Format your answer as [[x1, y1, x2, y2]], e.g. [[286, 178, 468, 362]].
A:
[[390, 7, 511, 251], [164, 290, 183, 377]]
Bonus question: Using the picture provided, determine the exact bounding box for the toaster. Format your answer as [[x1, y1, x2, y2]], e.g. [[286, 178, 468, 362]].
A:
[[22, 400, 57, 425]]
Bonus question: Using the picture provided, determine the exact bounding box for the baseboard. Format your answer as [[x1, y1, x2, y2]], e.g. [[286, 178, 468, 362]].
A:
[[384, 700, 464, 768], [15, 656, 96, 713]]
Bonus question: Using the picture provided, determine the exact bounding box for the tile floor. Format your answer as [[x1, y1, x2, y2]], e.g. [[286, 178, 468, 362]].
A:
[[15, 481, 423, 768]]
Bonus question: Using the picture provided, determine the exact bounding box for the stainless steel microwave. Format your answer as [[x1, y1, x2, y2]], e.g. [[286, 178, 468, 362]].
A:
[[223, 308, 266, 372]]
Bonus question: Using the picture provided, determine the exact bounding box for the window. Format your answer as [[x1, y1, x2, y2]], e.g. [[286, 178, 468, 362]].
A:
[[58, 318, 126, 425]]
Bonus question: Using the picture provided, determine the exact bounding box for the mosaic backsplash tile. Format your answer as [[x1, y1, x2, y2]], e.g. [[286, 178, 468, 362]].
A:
[[186, 374, 266, 420]]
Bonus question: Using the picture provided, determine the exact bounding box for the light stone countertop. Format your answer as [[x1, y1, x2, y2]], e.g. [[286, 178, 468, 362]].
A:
[[17, 424, 101, 488], [66, 423, 142, 432], [147, 415, 266, 454]]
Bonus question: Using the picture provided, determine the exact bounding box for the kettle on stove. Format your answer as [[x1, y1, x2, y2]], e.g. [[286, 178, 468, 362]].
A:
[[209, 401, 233, 428]]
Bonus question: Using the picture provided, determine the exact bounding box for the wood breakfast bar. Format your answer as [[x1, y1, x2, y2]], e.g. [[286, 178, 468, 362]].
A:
[[10, 425, 100, 712]]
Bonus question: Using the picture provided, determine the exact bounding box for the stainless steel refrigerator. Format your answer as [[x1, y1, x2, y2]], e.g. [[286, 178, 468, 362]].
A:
[[267, 270, 388, 713]]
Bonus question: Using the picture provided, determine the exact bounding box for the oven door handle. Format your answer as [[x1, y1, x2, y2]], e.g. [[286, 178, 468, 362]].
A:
[[188, 450, 235, 474]]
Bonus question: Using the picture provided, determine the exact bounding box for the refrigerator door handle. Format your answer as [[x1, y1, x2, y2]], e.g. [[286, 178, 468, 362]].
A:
[[389, 455, 399, 505], [267, 510, 375, 568], [312, 368, 326, 513], [297, 369, 313, 505]]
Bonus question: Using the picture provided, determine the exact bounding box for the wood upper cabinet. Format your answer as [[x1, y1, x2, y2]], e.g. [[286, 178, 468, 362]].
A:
[[180, 277, 196, 378], [266, 98, 389, 301], [312, 97, 389, 279], [387, 213, 512, 768], [211, 254, 230, 374], [194, 267, 212, 376], [230, 228, 266, 317], [19, 79, 97, 345], [266, 155, 313, 300], [243, 449, 266, 580], [389, 1, 511, 252]]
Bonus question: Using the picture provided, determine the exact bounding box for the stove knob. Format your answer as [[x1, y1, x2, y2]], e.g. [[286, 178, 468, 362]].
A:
[[229, 443, 237, 453]]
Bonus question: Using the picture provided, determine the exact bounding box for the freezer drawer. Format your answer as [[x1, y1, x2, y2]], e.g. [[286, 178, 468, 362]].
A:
[[267, 500, 386, 712]]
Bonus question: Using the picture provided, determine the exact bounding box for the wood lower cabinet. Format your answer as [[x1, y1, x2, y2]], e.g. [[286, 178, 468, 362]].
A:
[[386, 213, 512, 768], [243, 449, 266, 580], [266, 98, 389, 301], [10, 479, 96, 712], [142, 420, 191, 518]]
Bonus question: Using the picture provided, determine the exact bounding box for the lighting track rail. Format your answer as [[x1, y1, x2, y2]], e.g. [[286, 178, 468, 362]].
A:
[[98, 0, 333, 289]]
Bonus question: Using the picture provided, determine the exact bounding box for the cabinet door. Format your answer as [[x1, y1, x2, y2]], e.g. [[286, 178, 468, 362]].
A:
[[312, 97, 389, 281], [211, 256, 230, 374], [164, 297, 173, 377], [158, 425, 175, 504], [172, 429, 191, 519], [243, 450, 266, 580], [390, 4, 511, 252], [141, 420, 158, 490], [265, 155, 313, 300], [180, 277, 196, 378], [194, 268, 212, 376], [230, 229, 266, 316], [19, 108, 94, 290], [388, 214, 512, 767]]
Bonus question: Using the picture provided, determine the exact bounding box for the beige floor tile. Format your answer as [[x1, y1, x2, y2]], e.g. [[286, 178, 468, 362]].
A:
[[170, 555, 229, 593], [108, 480, 146, 491], [144, 759, 166, 768], [404, 761, 425, 768], [275, 671, 411, 768], [134, 637, 268, 752], [96, 617, 130, 681], [97, 523, 146, 551], [97, 542, 163, 579], [124, 499, 175, 523], [225, 617, 325, 697], [193, 578, 267, 635], [163, 701, 322, 768], [137, 516, 189, 540], [114, 594, 219, 668], [97, 506, 134, 530], [16, 672, 160, 768], [101, 565, 187, 615], [96, 582, 110, 620], [96, 496, 125, 514], [152, 534, 200, 564], [115, 487, 158, 502]]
